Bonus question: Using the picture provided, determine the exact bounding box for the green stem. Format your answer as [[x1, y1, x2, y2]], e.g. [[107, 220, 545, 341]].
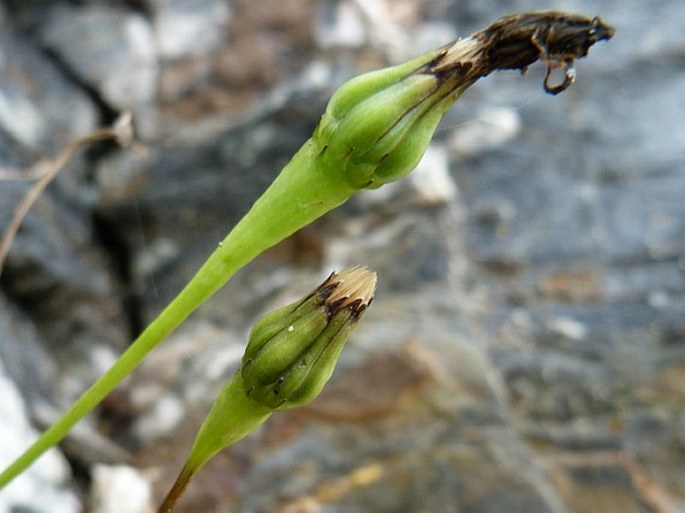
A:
[[158, 375, 272, 513], [0, 138, 354, 488], [157, 464, 194, 513], [184, 374, 272, 473]]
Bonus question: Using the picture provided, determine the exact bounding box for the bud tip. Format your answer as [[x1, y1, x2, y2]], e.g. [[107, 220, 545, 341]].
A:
[[325, 265, 377, 318]]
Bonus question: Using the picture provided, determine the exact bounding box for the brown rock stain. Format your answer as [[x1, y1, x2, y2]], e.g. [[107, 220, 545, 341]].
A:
[[304, 344, 435, 422], [537, 267, 604, 301]]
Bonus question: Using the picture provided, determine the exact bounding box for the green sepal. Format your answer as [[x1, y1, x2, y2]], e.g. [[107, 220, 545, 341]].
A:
[[266, 309, 357, 410], [242, 307, 329, 387]]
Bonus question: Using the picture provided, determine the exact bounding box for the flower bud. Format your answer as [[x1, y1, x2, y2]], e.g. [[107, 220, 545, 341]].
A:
[[313, 58, 457, 190], [241, 266, 376, 411], [311, 11, 613, 191]]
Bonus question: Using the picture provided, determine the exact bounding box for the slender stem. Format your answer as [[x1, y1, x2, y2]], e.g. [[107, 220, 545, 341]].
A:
[[0, 139, 353, 488], [157, 464, 194, 513], [154, 376, 271, 513], [184, 375, 273, 474]]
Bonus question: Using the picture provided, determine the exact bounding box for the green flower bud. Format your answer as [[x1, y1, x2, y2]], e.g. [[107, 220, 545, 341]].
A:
[[314, 60, 456, 190], [312, 11, 613, 191], [241, 266, 376, 411]]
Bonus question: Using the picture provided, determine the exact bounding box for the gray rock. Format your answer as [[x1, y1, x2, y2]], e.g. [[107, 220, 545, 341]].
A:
[[0, 178, 128, 405], [0, 358, 79, 513], [38, 4, 159, 109], [0, 293, 57, 412], [90, 464, 152, 513], [150, 0, 231, 60], [316, 0, 369, 49], [0, 28, 97, 152]]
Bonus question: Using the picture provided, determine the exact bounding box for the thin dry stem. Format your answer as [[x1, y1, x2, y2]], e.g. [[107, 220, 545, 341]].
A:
[[0, 112, 146, 279]]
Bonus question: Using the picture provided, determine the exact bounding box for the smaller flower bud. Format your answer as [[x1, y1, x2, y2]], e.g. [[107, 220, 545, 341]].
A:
[[241, 266, 376, 411]]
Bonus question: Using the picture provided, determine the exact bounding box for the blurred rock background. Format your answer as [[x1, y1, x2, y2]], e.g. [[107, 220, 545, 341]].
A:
[[1, 0, 684, 512]]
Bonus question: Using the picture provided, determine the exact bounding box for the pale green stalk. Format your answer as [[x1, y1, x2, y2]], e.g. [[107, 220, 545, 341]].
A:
[[157, 374, 272, 513], [0, 135, 356, 488]]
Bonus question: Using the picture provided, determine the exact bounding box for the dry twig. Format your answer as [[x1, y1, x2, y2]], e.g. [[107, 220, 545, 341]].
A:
[[0, 112, 146, 279]]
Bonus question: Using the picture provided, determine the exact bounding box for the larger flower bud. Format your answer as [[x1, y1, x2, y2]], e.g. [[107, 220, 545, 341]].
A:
[[313, 54, 460, 190], [241, 266, 376, 411], [312, 11, 613, 191]]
